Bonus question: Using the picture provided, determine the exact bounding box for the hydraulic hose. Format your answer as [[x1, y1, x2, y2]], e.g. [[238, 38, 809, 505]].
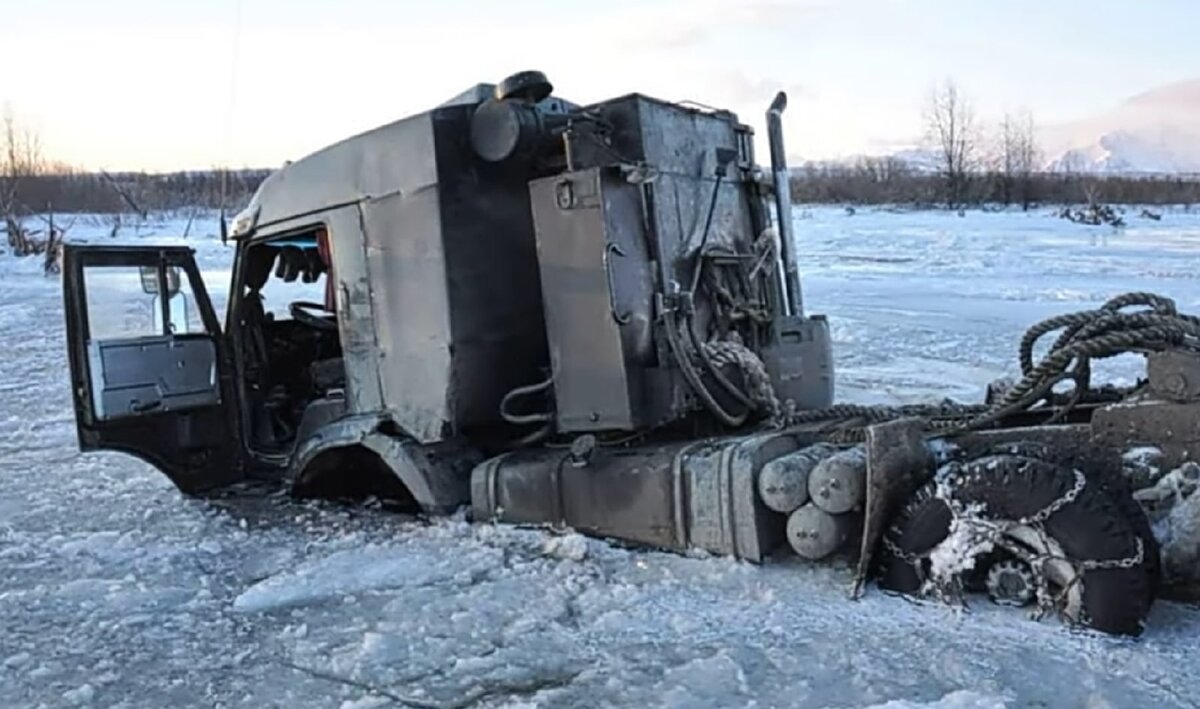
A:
[[500, 375, 554, 426]]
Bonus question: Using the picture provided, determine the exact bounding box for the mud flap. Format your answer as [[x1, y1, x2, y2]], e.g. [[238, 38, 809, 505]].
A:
[[852, 418, 933, 597]]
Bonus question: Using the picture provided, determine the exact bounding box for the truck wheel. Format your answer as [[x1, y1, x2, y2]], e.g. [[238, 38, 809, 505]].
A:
[[1095, 468, 1163, 595], [983, 439, 1161, 595], [877, 454, 1154, 636], [875, 482, 950, 594]]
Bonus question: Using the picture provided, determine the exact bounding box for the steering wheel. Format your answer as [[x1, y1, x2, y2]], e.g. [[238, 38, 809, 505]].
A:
[[289, 301, 338, 331]]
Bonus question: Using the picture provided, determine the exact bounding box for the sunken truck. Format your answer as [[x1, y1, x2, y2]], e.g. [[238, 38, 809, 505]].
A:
[[61, 72, 1200, 636]]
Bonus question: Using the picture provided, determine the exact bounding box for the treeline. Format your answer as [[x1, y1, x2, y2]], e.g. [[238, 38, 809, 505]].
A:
[[6, 168, 271, 215], [791, 159, 1200, 208], [8, 161, 1200, 215]]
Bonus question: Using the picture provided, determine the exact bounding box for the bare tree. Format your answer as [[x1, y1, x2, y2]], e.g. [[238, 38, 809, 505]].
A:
[[924, 79, 979, 209], [999, 109, 1040, 210], [1, 104, 46, 255], [99, 170, 148, 220]]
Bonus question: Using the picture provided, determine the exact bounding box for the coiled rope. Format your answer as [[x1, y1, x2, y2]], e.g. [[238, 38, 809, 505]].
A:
[[779, 292, 1200, 439]]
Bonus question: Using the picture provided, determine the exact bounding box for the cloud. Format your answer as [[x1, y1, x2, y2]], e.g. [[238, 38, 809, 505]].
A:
[[606, 0, 840, 52], [716, 71, 811, 108]]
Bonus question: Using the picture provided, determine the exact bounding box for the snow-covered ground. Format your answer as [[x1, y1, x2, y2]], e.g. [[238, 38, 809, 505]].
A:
[[3, 207, 1200, 708]]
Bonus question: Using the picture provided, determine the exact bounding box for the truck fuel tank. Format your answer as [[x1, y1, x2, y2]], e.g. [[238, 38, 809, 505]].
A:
[[471, 419, 936, 577], [471, 432, 812, 561]]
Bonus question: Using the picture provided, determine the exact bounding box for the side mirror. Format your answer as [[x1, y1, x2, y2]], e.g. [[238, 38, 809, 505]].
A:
[[140, 265, 182, 297]]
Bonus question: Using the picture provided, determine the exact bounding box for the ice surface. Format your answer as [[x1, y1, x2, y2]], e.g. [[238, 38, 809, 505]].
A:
[[860, 690, 1008, 709], [3, 207, 1200, 707]]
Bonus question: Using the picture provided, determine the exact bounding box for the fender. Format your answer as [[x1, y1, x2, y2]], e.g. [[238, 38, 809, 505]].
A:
[[289, 414, 481, 514]]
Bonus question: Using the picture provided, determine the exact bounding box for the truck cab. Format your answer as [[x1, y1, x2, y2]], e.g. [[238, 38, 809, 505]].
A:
[[62, 71, 834, 513]]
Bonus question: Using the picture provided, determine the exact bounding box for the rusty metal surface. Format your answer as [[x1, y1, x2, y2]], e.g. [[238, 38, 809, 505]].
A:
[[759, 314, 835, 411], [289, 414, 480, 513], [1093, 399, 1200, 472], [530, 167, 658, 431], [247, 104, 551, 444], [853, 418, 932, 596], [1147, 351, 1200, 402], [471, 443, 685, 548], [685, 432, 802, 561], [470, 432, 813, 561]]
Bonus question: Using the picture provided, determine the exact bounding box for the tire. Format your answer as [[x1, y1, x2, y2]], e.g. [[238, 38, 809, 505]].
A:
[[1094, 467, 1162, 596], [877, 454, 1154, 636], [983, 440, 1162, 596], [875, 482, 950, 594]]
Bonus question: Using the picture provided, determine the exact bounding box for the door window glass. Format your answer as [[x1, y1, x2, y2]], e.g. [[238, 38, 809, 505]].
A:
[[165, 267, 204, 335], [84, 266, 159, 340], [84, 264, 208, 340]]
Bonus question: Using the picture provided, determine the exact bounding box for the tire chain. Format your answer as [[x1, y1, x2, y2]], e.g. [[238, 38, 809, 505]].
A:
[[880, 463, 1148, 621], [1020, 469, 1086, 526]]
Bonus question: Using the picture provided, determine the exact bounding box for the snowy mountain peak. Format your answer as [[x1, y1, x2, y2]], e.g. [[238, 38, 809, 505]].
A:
[[1042, 77, 1200, 174]]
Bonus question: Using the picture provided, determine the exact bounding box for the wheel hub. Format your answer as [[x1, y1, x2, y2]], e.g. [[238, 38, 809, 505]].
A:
[[986, 559, 1036, 607]]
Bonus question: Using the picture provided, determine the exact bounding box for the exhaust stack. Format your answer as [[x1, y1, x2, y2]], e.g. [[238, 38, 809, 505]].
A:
[[766, 91, 804, 317]]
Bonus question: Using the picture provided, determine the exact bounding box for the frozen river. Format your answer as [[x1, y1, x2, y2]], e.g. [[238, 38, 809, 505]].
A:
[[2, 207, 1200, 708]]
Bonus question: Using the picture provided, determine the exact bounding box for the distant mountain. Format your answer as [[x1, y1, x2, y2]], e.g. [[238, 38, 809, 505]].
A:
[[1040, 78, 1200, 174], [806, 78, 1200, 176]]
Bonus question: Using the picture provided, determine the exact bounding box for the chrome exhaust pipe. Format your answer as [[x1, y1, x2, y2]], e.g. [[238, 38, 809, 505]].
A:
[[766, 91, 803, 317]]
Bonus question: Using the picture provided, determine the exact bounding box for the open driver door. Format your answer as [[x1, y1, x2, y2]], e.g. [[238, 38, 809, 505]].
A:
[[62, 245, 244, 494]]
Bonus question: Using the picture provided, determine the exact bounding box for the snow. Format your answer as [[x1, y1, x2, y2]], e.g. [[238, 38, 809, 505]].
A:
[[1124, 446, 1165, 488], [861, 691, 1008, 709], [3, 206, 1200, 707]]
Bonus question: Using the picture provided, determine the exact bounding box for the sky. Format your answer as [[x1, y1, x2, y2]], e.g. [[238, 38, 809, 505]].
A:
[[0, 0, 1195, 172]]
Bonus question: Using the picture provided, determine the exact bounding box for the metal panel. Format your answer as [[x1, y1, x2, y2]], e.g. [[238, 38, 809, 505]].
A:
[[1147, 351, 1200, 401], [853, 419, 932, 596], [89, 335, 218, 420], [434, 112, 550, 430], [1093, 400, 1200, 472], [531, 168, 641, 431], [324, 204, 387, 418], [470, 433, 806, 561], [760, 315, 835, 410], [310, 106, 551, 442], [577, 96, 759, 294], [681, 432, 801, 560], [359, 190, 454, 442]]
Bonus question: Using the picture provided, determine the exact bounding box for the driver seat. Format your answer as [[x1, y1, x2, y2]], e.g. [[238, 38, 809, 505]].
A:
[[310, 357, 346, 394]]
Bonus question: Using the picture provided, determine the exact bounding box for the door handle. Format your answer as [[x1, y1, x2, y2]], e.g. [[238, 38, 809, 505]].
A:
[[130, 399, 163, 414]]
